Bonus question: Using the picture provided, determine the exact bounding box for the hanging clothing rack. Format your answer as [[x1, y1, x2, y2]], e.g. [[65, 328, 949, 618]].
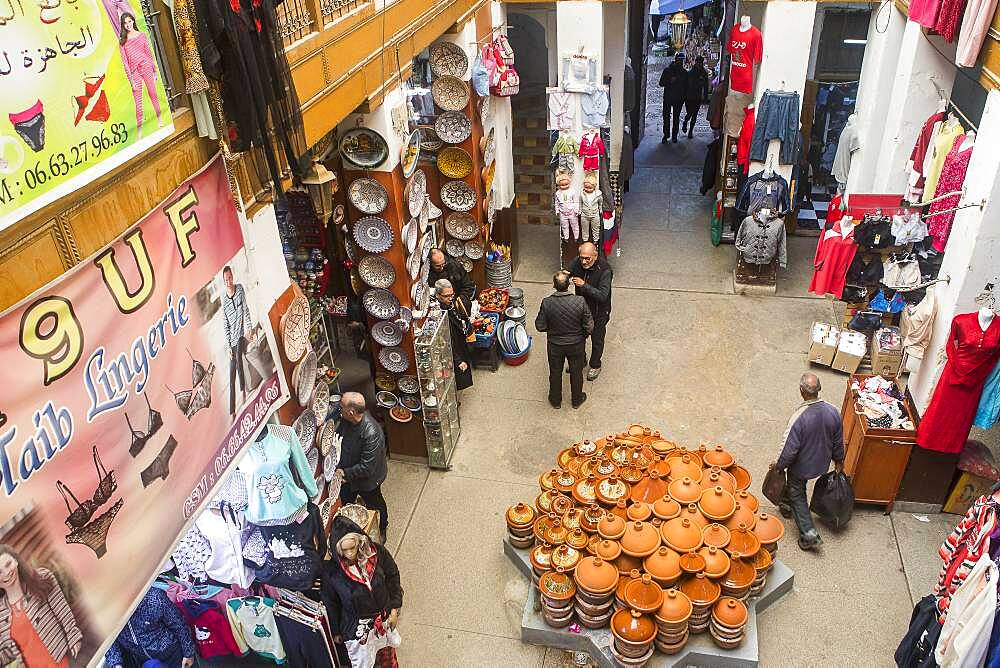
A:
[[930, 80, 980, 132], [922, 199, 987, 220]]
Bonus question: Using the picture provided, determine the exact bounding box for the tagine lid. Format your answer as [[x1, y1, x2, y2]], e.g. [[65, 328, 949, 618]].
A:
[[654, 588, 693, 625], [667, 455, 703, 483], [596, 476, 631, 505], [702, 523, 731, 549], [649, 438, 677, 456], [630, 471, 669, 504], [713, 597, 748, 627], [652, 495, 682, 521], [596, 539, 622, 561], [626, 501, 653, 522], [730, 464, 753, 490], [565, 528, 589, 550], [539, 568, 576, 601], [660, 517, 704, 552], [506, 502, 536, 528], [724, 503, 758, 532], [551, 494, 574, 516], [703, 445, 735, 469], [727, 524, 761, 557], [668, 476, 702, 505], [539, 468, 560, 491], [610, 608, 657, 644], [550, 544, 582, 571], [643, 546, 681, 582], [529, 542, 553, 570], [697, 545, 731, 578], [722, 551, 756, 588], [752, 512, 786, 544], [679, 571, 721, 605], [698, 486, 737, 521], [575, 556, 619, 593], [575, 439, 599, 457], [700, 471, 736, 496], [621, 521, 660, 557], [623, 573, 664, 613], [678, 550, 707, 574], [735, 490, 759, 512], [598, 512, 627, 540], [535, 489, 559, 513], [572, 474, 599, 505], [751, 545, 773, 572], [541, 518, 570, 545]]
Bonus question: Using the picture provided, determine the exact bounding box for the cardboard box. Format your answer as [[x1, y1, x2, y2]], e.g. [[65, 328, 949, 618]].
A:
[[808, 322, 840, 366], [831, 331, 867, 374], [871, 338, 904, 378], [944, 471, 995, 514], [831, 348, 863, 374]]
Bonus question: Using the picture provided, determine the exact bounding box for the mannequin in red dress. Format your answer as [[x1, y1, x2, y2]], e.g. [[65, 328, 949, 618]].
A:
[[917, 309, 1000, 453]]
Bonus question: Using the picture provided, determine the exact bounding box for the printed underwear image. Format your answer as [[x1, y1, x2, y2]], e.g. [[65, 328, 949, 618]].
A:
[[126, 391, 163, 456], [73, 75, 111, 126], [166, 352, 215, 419], [141, 435, 178, 488], [66, 497, 124, 558], [56, 445, 117, 529], [9, 100, 45, 152]]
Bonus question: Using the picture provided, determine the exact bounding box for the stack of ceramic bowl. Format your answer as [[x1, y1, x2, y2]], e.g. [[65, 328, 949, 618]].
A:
[[679, 572, 720, 633], [506, 502, 536, 549], [573, 557, 618, 629], [610, 609, 656, 667], [709, 597, 748, 649], [653, 589, 692, 654], [504, 305, 526, 327], [507, 287, 524, 310], [749, 546, 772, 596], [539, 568, 577, 628], [486, 256, 513, 287]]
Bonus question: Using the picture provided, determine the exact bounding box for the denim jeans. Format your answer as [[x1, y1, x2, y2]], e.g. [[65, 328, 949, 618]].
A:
[[749, 90, 801, 165], [780, 472, 817, 539]]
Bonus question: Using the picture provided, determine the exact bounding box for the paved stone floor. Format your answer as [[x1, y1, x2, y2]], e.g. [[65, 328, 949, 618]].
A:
[[385, 50, 956, 668]]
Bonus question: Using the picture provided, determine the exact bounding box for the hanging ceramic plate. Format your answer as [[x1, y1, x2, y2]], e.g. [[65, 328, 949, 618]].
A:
[[293, 349, 318, 406], [407, 247, 422, 280], [441, 180, 477, 212], [372, 320, 403, 347], [376, 390, 398, 408], [323, 451, 337, 482], [401, 128, 421, 178], [410, 279, 424, 303], [425, 196, 443, 220], [311, 380, 330, 420], [397, 375, 419, 394], [419, 258, 430, 284], [458, 257, 474, 273], [397, 307, 412, 328], [280, 295, 311, 363], [340, 128, 389, 169], [407, 169, 427, 218], [363, 288, 400, 320], [465, 240, 485, 260], [389, 405, 413, 423], [353, 216, 394, 253], [318, 420, 337, 456], [400, 394, 421, 412], [402, 218, 418, 254], [419, 197, 430, 233], [378, 346, 410, 373], [432, 75, 470, 112], [418, 125, 443, 152], [437, 147, 473, 179], [348, 178, 389, 214], [445, 212, 478, 240], [344, 238, 358, 262], [357, 254, 396, 289], [435, 111, 472, 144], [333, 204, 345, 225], [350, 270, 363, 296], [483, 128, 496, 166], [293, 408, 318, 449], [418, 280, 430, 313], [319, 497, 334, 526], [479, 96, 491, 124], [445, 238, 465, 258], [306, 446, 320, 476], [429, 41, 469, 78], [419, 232, 433, 259], [482, 161, 496, 192], [375, 371, 396, 392]]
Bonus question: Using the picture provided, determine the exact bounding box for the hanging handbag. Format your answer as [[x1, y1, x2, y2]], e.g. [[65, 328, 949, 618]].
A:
[[761, 465, 786, 505], [848, 310, 883, 333], [471, 49, 491, 97], [491, 64, 520, 97], [493, 34, 515, 65]]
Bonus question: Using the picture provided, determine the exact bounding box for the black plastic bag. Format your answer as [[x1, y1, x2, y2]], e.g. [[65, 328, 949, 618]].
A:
[[810, 471, 855, 529]]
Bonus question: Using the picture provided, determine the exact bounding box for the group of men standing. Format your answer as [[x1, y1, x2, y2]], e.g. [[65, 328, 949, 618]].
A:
[[659, 52, 711, 143]]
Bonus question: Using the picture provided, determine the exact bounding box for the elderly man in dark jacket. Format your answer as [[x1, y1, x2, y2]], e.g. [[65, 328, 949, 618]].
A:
[[335, 392, 389, 540], [428, 248, 476, 312], [772, 373, 845, 550], [568, 242, 613, 381], [536, 271, 593, 409]]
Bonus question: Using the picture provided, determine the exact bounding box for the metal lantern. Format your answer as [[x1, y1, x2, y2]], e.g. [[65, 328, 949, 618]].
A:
[[301, 159, 338, 224], [668, 10, 691, 50]]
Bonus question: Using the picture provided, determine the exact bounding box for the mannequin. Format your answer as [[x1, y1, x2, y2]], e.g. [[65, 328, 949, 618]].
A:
[[554, 170, 580, 241], [580, 171, 602, 243], [961, 130, 977, 152], [980, 305, 994, 332], [740, 15, 751, 30], [729, 17, 762, 95]]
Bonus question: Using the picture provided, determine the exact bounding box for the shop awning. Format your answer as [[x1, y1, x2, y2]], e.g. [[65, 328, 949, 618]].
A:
[[650, 0, 712, 15]]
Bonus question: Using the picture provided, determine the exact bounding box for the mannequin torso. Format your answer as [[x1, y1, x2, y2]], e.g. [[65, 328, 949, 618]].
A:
[[980, 306, 994, 332]]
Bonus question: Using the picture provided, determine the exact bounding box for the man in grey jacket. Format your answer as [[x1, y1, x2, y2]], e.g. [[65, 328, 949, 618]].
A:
[[772, 373, 845, 550], [535, 271, 594, 409], [335, 392, 389, 540]]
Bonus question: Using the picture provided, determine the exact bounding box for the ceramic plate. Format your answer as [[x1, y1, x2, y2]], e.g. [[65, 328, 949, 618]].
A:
[[419, 231, 433, 259], [464, 240, 484, 259], [445, 238, 465, 258], [389, 405, 413, 422], [294, 349, 318, 406], [357, 254, 396, 289], [426, 196, 442, 220], [407, 169, 427, 218], [479, 96, 491, 124], [293, 409, 318, 448], [397, 307, 412, 328], [419, 258, 430, 284], [432, 75, 470, 112], [344, 238, 358, 262], [378, 346, 410, 373], [429, 41, 469, 78], [483, 128, 496, 166], [333, 204, 345, 225], [401, 128, 421, 178], [407, 247, 422, 280], [348, 178, 389, 215], [419, 196, 431, 232], [375, 371, 396, 391], [353, 216, 394, 253], [437, 147, 473, 179], [458, 257, 474, 273], [318, 419, 337, 457], [402, 218, 418, 254], [376, 390, 398, 408], [482, 161, 496, 192], [311, 379, 330, 418], [340, 127, 389, 169], [400, 394, 421, 412], [372, 320, 403, 347], [362, 288, 400, 320], [441, 180, 477, 212], [350, 270, 363, 296], [418, 125, 443, 152], [435, 111, 472, 144], [410, 279, 424, 304], [306, 446, 320, 476], [319, 497, 334, 526], [445, 212, 478, 240], [397, 375, 419, 394], [280, 295, 311, 363]]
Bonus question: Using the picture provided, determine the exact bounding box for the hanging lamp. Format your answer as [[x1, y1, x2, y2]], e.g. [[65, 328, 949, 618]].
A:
[[668, 5, 692, 50]]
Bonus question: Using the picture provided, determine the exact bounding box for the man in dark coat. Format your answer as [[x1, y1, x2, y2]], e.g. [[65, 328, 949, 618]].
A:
[[535, 271, 593, 409], [682, 56, 710, 139], [428, 248, 476, 312], [568, 242, 612, 381], [658, 52, 687, 143], [335, 392, 389, 539], [434, 278, 474, 392]]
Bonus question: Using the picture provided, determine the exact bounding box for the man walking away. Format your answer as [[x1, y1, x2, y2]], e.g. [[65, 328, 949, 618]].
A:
[[535, 271, 593, 409], [568, 242, 612, 381], [222, 266, 251, 416], [659, 53, 687, 143], [335, 392, 390, 541], [772, 373, 845, 551], [682, 56, 710, 139]]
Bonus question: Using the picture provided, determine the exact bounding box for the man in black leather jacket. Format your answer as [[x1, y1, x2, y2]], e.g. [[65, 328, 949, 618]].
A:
[[335, 392, 389, 540], [568, 242, 613, 381], [428, 249, 476, 312]]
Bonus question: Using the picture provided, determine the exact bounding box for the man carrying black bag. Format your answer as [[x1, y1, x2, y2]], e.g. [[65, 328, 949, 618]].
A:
[[771, 372, 845, 551]]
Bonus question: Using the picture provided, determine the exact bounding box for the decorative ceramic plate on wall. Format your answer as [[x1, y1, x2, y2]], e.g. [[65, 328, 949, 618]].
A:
[[311, 379, 330, 419], [402, 218, 419, 254], [445, 239, 465, 258], [376, 390, 398, 408], [441, 180, 477, 212], [435, 111, 472, 144], [407, 246, 422, 280], [432, 75, 470, 112], [389, 405, 413, 423], [340, 128, 389, 168], [318, 420, 337, 457], [293, 408, 318, 449], [363, 288, 400, 320], [306, 446, 320, 476], [401, 129, 421, 177], [464, 240, 485, 260], [280, 294, 311, 363], [429, 41, 469, 78], [482, 127, 496, 166], [333, 204, 345, 225], [372, 320, 403, 347], [353, 216, 394, 253], [418, 125, 443, 152], [479, 96, 491, 124], [458, 257, 473, 273], [375, 371, 396, 391], [378, 346, 410, 373], [293, 349, 318, 406], [437, 147, 473, 179], [397, 375, 419, 394], [348, 178, 389, 214], [407, 169, 427, 218], [357, 254, 396, 289], [445, 212, 478, 240]]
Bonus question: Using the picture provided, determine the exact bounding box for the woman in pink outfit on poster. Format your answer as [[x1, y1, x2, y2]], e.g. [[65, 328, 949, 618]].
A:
[[118, 12, 163, 135]]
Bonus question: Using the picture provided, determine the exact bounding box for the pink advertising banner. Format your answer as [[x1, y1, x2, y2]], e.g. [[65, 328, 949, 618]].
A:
[[0, 154, 286, 665]]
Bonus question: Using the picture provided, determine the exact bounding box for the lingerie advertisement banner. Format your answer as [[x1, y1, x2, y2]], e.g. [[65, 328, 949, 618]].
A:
[[0, 155, 285, 665], [0, 0, 174, 229]]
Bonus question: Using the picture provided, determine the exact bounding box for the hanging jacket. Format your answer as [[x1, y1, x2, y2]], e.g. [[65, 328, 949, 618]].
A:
[[895, 594, 944, 668], [105, 588, 196, 667], [251, 503, 326, 590], [177, 599, 245, 659], [934, 495, 999, 619], [936, 555, 997, 666]]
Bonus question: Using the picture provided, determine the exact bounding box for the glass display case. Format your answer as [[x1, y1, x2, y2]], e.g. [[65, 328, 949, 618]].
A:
[[414, 310, 461, 469]]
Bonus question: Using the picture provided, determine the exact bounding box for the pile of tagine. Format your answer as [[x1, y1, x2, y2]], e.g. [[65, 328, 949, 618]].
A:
[[504, 425, 785, 664]]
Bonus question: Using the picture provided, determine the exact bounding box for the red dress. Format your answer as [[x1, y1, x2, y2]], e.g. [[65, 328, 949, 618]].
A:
[[808, 218, 857, 298], [927, 137, 973, 252], [917, 313, 1000, 453]]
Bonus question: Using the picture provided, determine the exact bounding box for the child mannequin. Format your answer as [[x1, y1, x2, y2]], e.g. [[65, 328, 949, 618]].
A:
[[580, 171, 602, 243], [554, 170, 580, 241]]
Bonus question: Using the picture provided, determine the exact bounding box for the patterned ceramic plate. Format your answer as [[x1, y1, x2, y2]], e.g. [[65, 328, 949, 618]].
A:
[[350, 270, 362, 296], [482, 127, 496, 166], [319, 497, 334, 526], [401, 128, 421, 178], [293, 408, 318, 449], [311, 379, 330, 418], [378, 346, 410, 373], [402, 218, 418, 254], [407, 246, 422, 280], [397, 307, 413, 329], [400, 394, 421, 412], [419, 258, 430, 284], [353, 216, 394, 253], [333, 204, 345, 225], [435, 111, 472, 144], [357, 254, 396, 289], [437, 147, 473, 179], [441, 180, 477, 212], [397, 375, 419, 394], [418, 125, 443, 152], [432, 75, 470, 112], [458, 257, 474, 273], [445, 238, 465, 258], [429, 41, 469, 78], [445, 212, 478, 240], [375, 371, 396, 391], [363, 288, 400, 320], [465, 240, 485, 260], [340, 127, 389, 169], [293, 349, 318, 407], [306, 446, 320, 476], [344, 238, 358, 262], [407, 169, 427, 218], [482, 161, 496, 192], [389, 405, 413, 423], [323, 451, 337, 481], [280, 294, 311, 363], [479, 96, 491, 124], [410, 279, 424, 304], [372, 320, 403, 347], [348, 178, 389, 214], [376, 390, 398, 408], [318, 420, 337, 458], [419, 231, 433, 258]]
